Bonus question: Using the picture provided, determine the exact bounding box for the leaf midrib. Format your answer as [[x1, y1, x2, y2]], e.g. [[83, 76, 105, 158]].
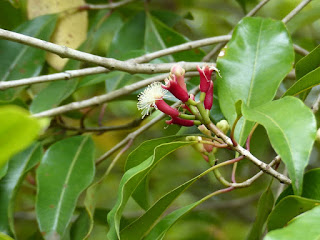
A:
[[51, 136, 88, 232], [238, 20, 263, 144]]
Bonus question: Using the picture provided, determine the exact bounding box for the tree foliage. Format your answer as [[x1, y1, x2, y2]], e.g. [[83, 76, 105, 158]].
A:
[[0, 0, 320, 239]]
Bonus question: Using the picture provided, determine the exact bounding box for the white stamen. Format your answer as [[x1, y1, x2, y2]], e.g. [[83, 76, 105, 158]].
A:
[[137, 82, 167, 118]]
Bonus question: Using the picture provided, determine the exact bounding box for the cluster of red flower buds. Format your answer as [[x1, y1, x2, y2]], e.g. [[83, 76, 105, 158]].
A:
[[137, 64, 218, 127]]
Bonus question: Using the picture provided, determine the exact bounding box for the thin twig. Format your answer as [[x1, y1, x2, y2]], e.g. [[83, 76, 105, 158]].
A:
[[311, 93, 320, 113], [207, 123, 291, 184], [0, 35, 230, 90], [0, 28, 226, 74], [282, 0, 313, 24], [293, 44, 310, 56], [32, 72, 199, 118], [57, 118, 143, 133], [79, 0, 137, 10], [231, 155, 281, 188], [95, 113, 165, 165]]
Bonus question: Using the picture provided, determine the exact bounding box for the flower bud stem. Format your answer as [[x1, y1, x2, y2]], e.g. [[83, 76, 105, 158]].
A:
[[187, 98, 197, 106], [196, 102, 211, 125], [230, 115, 241, 147], [199, 92, 206, 102], [179, 113, 196, 120], [189, 105, 203, 122]]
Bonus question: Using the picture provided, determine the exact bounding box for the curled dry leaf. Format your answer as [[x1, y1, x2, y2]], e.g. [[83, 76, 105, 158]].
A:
[[27, 0, 88, 70]]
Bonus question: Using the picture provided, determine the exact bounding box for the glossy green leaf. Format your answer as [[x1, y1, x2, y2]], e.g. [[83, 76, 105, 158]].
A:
[[70, 210, 91, 240], [0, 232, 14, 240], [0, 14, 57, 101], [125, 135, 186, 210], [242, 97, 316, 195], [283, 67, 320, 97], [30, 79, 78, 114], [277, 168, 320, 203], [267, 196, 320, 231], [144, 200, 202, 240], [109, 10, 203, 61], [0, 105, 41, 169], [82, 135, 184, 239], [247, 185, 274, 240], [147, 14, 204, 62], [296, 45, 320, 80], [120, 163, 220, 240], [36, 136, 95, 239], [0, 163, 8, 180], [107, 141, 194, 240], [108, 11, 146, 60], [0, 143, 42, 236], [216, 17, 294, 144], [265, 205, 320, 240]]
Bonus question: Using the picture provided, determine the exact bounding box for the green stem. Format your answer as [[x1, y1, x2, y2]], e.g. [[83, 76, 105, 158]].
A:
[[196, 102, 211, 124], [208, 154, 232, 187], [230, 115, 241, 147], [188, 105, 203, 122], [179, 113, 196, 120], [213, 169, 232, 187], [187, 98, 197, 106], [199, 92, 206, 102]]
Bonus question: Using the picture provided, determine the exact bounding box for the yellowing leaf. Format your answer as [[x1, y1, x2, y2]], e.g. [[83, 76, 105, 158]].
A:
[[27, 0, 88, 70]]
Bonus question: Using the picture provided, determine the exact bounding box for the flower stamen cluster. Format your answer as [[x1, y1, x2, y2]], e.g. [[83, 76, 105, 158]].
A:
[[137, 64, 219, 127]]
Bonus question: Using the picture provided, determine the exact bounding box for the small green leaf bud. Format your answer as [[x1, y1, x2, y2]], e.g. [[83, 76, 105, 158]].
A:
[[316, 128, 320, 144], [198, 124, 211, 136], [216, 120, 230, 134]]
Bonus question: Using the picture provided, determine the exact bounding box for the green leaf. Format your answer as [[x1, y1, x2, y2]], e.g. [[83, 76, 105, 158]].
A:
[[125, 136, 186, 210], [120, 179, 196, 240], [0, 105, 41, 169], [282, 44, 320, 98], [277, 168, 320, 203], [30, 79, 78, 114], [296, 45, 320, 80], [267, 196, 320, 231], [120, 162, 221, 240], [148, 14, 204, 62], [0, 232, 14, 240], [70, 210, 91, 240], [144, 200, 201, 240], [0, 163, 8, 180], [265, 205, 320, 240], [107, 11, 204, 91], [107, 141, 194, 240], [242, 97, 316, 195], [0, 14, 57, 101], [247, 185, 274, 240], [108, 11, 146, 60], [216, 17, 294, 144], [283, 67, 320, 97], [36, 136, 95, 239], [0, 143, 42, 236]]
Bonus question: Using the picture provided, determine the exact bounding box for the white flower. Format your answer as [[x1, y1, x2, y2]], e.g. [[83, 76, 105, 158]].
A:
[[137, 82, 168, 118]]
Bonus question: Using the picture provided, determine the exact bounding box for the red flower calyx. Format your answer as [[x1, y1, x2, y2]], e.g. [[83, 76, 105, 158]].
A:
[[197, 65, 218, 93], [162, 75, 189, 102], [166, 116, 195, 126]]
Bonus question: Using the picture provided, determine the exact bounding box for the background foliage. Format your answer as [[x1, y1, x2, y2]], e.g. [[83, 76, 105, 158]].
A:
[[0, 0, 320, 239]]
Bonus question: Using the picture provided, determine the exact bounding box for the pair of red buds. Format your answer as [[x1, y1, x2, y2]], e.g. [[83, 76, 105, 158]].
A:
[[137, 64, 218, 126]]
